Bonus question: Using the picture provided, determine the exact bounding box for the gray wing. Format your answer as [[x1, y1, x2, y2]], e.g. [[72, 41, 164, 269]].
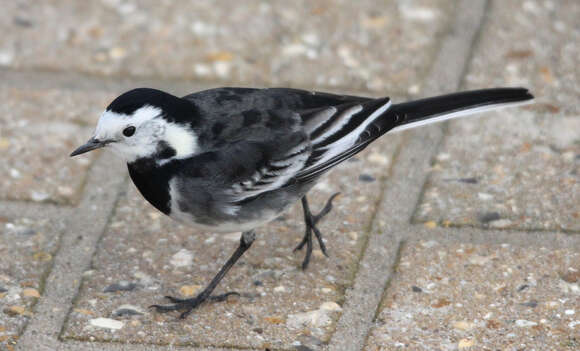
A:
[[222, 98, 392, 202], [187, 88, 393, 202], [295, 98, 391, 180], [225, 139, 311, 202]]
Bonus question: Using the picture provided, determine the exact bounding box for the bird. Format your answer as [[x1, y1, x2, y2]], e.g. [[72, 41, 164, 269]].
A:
[[71, 86, 533, 318]]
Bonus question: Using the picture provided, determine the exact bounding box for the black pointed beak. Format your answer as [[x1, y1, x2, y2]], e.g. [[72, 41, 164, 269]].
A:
[[70, 137, 107, 157]]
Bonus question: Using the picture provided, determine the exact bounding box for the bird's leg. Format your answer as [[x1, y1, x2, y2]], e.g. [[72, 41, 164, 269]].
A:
[[294, 193, 340, 270], [150, 230, 256, 319]]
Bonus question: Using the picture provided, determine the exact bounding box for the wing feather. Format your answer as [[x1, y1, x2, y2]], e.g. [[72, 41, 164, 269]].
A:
[[297, 98, 391, 179], [205, 89, 393, 202], [226, 97, 392, 201], [226, 141, 311, 202]]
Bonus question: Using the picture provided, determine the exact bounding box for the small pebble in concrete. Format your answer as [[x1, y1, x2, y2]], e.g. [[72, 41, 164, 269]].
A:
[[515, 319, 537, 327], [103, 281, 137, 293], [458, 338, 475, 349], [179, 285, 201, 297], [21, 288, 40, 299], [519, 300, 538, 308], [273, 286, 286, 293], [478, 211, 501, 223], [453, 321, 474, 331], [3, 306, 27, 317], [286, 302, 342, 330], [517, 284, 529, 292], [89, 318, 124, 330], [358, 174, 376, 182], [169, 249, 194, 268], [112, 305, 144, 317], [477, 192, 493, 200]]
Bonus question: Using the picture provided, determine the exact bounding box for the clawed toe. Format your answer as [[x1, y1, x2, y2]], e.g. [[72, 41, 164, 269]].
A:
[[149, 231, 256, 319], [163, 295, 187, 304], [149, 295, 199, 316], [208, 291, 240, 302], [149, 291, 240, 318], [149, 301, 186, 314], [293, 234, 309, 252]]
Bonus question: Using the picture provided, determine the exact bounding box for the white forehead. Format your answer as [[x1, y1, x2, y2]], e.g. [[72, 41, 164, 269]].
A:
[[95, 105, 161, 140]]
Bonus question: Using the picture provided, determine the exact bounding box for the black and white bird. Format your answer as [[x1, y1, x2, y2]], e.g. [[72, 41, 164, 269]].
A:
[[71, 86, 533, 318]]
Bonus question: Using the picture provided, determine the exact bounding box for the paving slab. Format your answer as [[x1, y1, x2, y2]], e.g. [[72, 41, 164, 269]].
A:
[[1, 0, 456, 93], [0, 87, 115, 205], [414, 0, 580, 232], [4, 1, 576, 350], [0, 216, 64, 350], [60, 134, 402, 349], [365, 240, 580, 350]]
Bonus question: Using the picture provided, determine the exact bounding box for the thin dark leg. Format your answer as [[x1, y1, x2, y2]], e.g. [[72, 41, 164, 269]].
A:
[[294, 192, 340, 270], [150, 230, 256, 319]]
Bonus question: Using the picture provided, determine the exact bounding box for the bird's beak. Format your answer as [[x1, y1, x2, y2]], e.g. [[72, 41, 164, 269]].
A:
[[70, 137, 107, 157]]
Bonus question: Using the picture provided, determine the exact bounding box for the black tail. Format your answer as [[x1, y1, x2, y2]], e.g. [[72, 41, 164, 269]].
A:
[[386, 87, 534, 132], [295, 87, 533, 182]]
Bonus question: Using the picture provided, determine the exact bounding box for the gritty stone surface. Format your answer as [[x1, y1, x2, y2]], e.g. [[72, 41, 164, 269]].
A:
[[415, 0, 580, 232], [60, 134, 402, 349], [2, 1, 577, 350], [365, 241, 580, 350], [0, 217, 63, 349], [0, 0, 456, 93], [0, 87, 114, 204]]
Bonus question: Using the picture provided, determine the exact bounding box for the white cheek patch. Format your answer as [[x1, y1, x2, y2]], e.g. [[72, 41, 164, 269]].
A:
[[95, 106, 162, 141], [164, 123, 198, 159], [93, 105, 198, 163]]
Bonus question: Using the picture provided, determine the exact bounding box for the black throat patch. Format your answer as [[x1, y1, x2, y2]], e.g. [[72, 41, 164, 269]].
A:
[[126, 141, 179, 215]]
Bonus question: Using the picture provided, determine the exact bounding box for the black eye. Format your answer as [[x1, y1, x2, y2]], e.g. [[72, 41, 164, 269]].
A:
[[123, 126, 136, 137]]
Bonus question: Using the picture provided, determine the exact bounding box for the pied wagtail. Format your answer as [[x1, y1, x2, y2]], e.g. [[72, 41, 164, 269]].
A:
[[71, 86, 533, 318]]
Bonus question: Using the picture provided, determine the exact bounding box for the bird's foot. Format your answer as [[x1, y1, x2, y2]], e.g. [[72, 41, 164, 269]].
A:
[[294, 192, 340, 270], [150, 230, 256, 319], [150, 292, 240, 319]]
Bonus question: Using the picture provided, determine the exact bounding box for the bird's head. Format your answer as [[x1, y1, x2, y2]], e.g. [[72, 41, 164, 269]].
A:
[[70, 88, 198, 163]]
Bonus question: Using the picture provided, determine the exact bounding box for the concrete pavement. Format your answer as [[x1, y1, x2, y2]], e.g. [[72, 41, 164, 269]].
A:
[[0, 1, 578, 350]]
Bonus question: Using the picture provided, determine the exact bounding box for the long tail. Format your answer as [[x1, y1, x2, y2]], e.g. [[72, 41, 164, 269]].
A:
[[386, 87, 534, 133], [295, 87, 533, 182]]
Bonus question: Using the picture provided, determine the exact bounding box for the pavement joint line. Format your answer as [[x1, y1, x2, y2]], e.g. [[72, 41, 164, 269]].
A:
[[0, 201, 71, 220], [57, 341, 243, 351], [371, 239, 407, 322], [0, 68, 412, 99], [408, 225, 580, 249], [0, 68, 217, 98], [342, 131, 408, 294], [410, 220, 580, 235], [325, 1, 489, 350], [15, 152, 128, 351]]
